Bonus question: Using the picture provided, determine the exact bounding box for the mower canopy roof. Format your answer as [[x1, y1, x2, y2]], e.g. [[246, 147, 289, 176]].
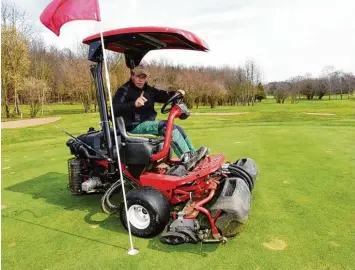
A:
[[82, 26, 209, 68]]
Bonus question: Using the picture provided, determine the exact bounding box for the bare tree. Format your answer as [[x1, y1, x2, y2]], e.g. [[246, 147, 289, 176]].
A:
[[300, 79, 317, 100], [288, 76, 304, 103], [1, 26, 30, 118], [314, 78, 327, 99], [21, 77, 50, 118], [1, 0, 34, 118], [1, 0, 33, 37], [343, 72, 355, 99], [266, 82, 289, 103], [338, 72, 345, 100], [322, 66, 335, 99], [244, 60, 261, 106]]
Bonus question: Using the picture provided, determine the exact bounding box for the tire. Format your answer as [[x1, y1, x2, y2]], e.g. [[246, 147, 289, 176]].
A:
[[119, 186, 170, 238]]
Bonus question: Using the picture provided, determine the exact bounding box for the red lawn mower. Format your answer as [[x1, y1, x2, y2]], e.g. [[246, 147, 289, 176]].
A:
[[65, 26, 258, 245]]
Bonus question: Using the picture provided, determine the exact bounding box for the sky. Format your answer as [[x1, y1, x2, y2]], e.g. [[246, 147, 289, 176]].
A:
[[16, 0, 355, 82]]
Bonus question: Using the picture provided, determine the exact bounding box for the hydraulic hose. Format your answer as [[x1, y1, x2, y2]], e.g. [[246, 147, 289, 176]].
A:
[[227, 164, 254, 191], [78, 145, 102, 160], [101, 179, 122, 214]]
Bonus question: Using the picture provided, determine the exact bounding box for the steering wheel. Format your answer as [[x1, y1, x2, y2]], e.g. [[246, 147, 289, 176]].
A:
[[161, 92, 184, 114]]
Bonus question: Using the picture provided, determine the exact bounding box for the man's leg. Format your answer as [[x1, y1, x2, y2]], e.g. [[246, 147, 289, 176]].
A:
[[170, 129, 190, 157], [174, 125, 196, 152], [130, 121, 189, 157], [158, 121, 196, 152], [161, 122, 209, 166], [131, 120, 207, 170], [157, 121, 191, 157], [129, 120, 160, 136]]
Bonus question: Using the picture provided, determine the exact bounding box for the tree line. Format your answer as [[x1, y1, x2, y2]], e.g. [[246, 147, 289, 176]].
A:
[[1, 1, 354, 119], [266, 68, 355, 104], [0, 0, 266, 119]]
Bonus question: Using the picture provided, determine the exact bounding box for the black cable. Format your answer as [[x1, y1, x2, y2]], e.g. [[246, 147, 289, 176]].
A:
[[55, 125, 108, 160], [232, 166, 253, 190], [101, 179, 122, 214], [229, 164, 254, 186], [230, 169, 252, 191], [227, 165, 254, 191]]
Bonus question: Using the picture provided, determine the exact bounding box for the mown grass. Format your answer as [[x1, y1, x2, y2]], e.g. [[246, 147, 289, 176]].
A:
[[2, 95, 354, 121], [1, 99, 355, 270]]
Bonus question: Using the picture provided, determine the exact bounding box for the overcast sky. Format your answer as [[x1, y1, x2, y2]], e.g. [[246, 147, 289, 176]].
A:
[[17, 0, 355, 82]]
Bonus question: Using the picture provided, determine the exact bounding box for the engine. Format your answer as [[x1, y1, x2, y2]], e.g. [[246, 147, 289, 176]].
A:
[[67, 157, 110, 195]]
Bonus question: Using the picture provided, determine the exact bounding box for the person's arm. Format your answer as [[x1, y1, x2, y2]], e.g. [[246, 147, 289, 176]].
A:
[[112, 88, 136, 115], [153, 87, 177, 103]]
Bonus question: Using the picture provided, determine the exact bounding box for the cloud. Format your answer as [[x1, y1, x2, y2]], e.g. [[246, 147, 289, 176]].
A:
[[13, 0, 355, 81]]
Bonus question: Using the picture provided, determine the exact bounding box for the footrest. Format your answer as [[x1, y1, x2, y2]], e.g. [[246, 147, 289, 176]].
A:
[[165, 165, 189, 176], [182, 147, 209, 171]]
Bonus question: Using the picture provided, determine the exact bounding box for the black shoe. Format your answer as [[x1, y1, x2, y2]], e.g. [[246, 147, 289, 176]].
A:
[[181, 151, 199, 171], [196, 147, 209, 161]]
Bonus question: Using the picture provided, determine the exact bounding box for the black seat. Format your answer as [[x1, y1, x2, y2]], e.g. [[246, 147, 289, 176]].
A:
[[115, 117, 173, 164], [115, 117, 164, 144]]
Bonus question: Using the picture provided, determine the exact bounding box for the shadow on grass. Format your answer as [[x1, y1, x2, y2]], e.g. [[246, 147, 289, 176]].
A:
[[146, 237, 218, 257], [6, 172, 104, 211], [5, 172, 127, 235], [6, 172, 222, 254], [2, 215, 127, 251]]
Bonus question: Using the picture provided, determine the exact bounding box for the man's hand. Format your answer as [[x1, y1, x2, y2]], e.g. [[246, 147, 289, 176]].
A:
[[177, 89, 185, 96], [135, 92, 147, 107]]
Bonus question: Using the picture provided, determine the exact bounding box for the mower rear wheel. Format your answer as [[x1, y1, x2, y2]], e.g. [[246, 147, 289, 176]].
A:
[[127, 205, 150, 230], [119, 187, 170, 238]]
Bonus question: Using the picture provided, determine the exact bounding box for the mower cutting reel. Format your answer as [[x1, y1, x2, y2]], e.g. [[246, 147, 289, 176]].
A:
[[63, 26, 259, 245], [158, 158, 258, 245]]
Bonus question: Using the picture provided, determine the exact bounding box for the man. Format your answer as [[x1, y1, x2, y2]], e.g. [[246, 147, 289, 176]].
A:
[[112, 65, 208, 170]]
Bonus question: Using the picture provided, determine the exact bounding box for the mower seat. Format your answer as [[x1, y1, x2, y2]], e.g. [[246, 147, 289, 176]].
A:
[[115, 117, 173, 165], [115, 117, 164, 144]]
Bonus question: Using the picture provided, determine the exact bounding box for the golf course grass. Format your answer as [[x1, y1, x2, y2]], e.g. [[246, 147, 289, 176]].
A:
[[2, 98, 355, 270]]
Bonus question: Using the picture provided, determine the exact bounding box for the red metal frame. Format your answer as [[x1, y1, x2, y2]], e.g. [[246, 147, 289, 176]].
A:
[[95, 154, 225, 203], [151, 106, 182, 161], [95, 153, 225, 239], [174, 178, 223, 239], [140, 154, 224, 199]]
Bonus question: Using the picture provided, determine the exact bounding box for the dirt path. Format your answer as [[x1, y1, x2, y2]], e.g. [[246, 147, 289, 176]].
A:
[[1, 112, 247, 128], [1, 117, 62, 129]]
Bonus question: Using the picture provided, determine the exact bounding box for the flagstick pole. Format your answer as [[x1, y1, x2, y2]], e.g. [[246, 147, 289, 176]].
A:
[[97, 16, 139, 256]]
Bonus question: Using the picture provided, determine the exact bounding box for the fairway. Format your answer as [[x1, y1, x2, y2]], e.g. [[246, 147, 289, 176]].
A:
[[2, 99, 355, 270]]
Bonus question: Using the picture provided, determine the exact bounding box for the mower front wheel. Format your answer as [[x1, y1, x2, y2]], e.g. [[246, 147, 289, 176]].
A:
[[119, 187, 170, 238]]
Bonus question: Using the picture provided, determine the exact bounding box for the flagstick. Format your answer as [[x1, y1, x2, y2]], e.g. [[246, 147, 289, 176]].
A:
[[97, 17, 139, 256]]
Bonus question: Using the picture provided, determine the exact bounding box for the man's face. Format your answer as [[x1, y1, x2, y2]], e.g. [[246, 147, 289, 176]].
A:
[[132, 74, 147, 89]]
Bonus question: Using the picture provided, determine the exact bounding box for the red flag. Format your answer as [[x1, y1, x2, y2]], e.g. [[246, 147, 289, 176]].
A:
[[40, 0, 101, 36]]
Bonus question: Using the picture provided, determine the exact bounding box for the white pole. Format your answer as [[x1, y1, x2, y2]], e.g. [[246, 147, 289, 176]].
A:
[[96, 11, 139, 256]]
